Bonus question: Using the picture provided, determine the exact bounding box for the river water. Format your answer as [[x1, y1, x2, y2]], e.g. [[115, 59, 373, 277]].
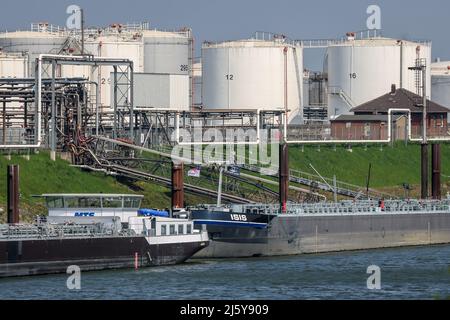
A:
[[1, 245, 449, 300]]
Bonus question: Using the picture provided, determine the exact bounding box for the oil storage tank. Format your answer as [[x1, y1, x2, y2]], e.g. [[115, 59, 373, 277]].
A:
[[326, 34, 432, 118], [202, 37, 304, 122], [0, 51, 28, 78], [431, 61, 450, 116], [143, 28, 192, 75], [86, 24, 192, 111], [0, 23, 68, 76], [143, 28, 193, 108], [78, 25, 144, 111]]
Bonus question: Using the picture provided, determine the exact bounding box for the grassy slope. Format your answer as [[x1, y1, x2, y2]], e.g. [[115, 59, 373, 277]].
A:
[[0, 152, 211, 222], [289, 143, 450, 189], [0, 151, 208, 222], [1, 143, 449, 222]]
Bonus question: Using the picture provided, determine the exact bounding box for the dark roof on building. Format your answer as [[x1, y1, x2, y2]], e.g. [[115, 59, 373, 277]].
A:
[[331, 114, 405, 122], [350, 88, 450, 114]]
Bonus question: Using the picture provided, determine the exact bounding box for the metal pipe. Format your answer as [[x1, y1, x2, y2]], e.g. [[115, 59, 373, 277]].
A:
[[0, 54, 132, 149], [238, 171, 326, 200], [283, 47, 288, 120], [50, 60, 56, 160], [130, 62, 134, 142], [279, 143, 289, 213], [432, 144, 441, 200], [400, 41, 403, 89], [113, 66, 118, 139], [421, 143, 429, 199], [217, 166, 224, 207], [422, 64, 427, 144], [2, 101, 5, 145], [175, 109, 263, 145], [7, 165, 20, 224], [284, 108, 412, 144], [171, 162, 184, 209], [80, 8, 85, 55]]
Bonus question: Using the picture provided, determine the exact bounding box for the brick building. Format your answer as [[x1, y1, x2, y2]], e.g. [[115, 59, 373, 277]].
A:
[[331, 86, 449, 140]]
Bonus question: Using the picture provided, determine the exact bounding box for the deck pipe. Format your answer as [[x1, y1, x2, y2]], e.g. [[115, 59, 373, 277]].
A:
[[431, 144, 441, 200], [421, 143, 429, 200], [171, 162, 184, 210], [279, 143, 289, 213], [7, 165, 20, 224]]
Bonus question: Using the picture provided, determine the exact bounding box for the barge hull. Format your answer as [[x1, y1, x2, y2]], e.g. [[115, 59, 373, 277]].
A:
[[0, 236, 207, 277], [194, 212, 450, 258]]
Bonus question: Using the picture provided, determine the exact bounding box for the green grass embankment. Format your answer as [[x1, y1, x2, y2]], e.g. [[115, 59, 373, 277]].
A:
[[0, 151, 207, 222], [288, 142, 450, 196]]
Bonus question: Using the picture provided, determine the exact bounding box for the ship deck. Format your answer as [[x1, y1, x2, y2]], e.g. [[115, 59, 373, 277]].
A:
[[194, 199, 450, 217]]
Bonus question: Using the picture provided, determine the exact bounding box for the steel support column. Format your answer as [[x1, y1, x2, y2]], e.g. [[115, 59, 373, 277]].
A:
[[171, 162, 184, 210], [7, 165, 20, 224], [421, 143, 429, 199], [431, 143, 441, 200], [279, 143, 289, 213]]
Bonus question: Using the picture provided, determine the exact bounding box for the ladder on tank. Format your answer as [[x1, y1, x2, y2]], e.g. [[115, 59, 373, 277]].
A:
[[328, 86, 357, 109], [414, 58, 427, 106]]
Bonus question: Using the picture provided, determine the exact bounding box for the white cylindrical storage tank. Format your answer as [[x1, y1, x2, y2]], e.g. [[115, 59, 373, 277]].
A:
[[0, 25, 68, 76], [327, 36, 432, 118], [431, 61, 450, 115], [193, 60, 202, 108], [0, 52, 28, 78], [79, 34, 143, 110], [142, 29, 191, 75], [202, 39, 304, 122]]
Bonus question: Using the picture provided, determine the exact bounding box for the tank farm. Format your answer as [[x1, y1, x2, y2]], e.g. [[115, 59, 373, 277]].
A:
[[1, 22, 450, 265]]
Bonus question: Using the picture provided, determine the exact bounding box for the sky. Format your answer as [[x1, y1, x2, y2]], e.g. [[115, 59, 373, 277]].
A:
[[0, 0, 449, 70]]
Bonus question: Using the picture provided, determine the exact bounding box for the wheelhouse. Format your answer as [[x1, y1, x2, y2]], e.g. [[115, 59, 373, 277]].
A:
[[42, 194, 144, 222]]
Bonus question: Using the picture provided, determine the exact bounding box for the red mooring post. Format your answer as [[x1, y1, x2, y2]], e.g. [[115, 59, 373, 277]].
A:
[[7, 164, 20, 224], [421, 143, 429, 200], [431, 144, 441, 200], [171, 162, 184, 209], [279, 144, 289, 213]]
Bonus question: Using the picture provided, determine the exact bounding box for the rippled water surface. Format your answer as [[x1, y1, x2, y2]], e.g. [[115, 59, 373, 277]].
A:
[[1, 245, 449, 300]]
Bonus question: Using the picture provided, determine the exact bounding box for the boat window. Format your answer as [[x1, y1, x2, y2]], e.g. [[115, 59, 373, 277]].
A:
[[65, 197, 81, 208], [187, 224, 192, 234], [124, 197, 141, 208], [46, 197, 64, 209], [78, 197, 101, 208], [178, 224, 184, 235], [161, 225, 167, 236], [103, 197, 123, 208], [170, 225, 176, 235]]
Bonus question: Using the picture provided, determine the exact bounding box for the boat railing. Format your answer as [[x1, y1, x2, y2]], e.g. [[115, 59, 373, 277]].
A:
[[196, 200, 450, 216], [0, 222, 134, 240]]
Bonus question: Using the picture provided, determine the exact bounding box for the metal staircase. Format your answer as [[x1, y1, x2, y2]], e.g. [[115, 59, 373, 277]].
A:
[[328, 86, 357, 110]]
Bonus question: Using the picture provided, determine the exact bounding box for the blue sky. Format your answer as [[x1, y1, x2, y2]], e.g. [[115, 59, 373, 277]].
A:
[[0, 0, 449, 70]]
